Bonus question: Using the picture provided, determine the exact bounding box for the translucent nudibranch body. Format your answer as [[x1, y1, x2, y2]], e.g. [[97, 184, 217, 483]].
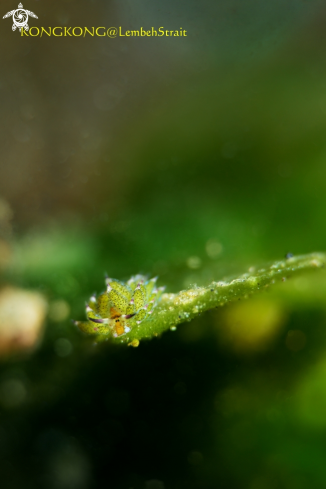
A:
[[74, 275, 165, 338]]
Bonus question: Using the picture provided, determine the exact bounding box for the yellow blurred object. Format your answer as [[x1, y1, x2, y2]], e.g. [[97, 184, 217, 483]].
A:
[[215, 298, 287, 354], [0, 287, 47, 356]]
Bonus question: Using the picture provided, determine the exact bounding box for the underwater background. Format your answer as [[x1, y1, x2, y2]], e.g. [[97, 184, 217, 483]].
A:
[[1, 1, 326, 488]]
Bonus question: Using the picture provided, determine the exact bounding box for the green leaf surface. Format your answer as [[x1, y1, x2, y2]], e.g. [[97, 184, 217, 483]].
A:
[[110, 253, 326, 345]]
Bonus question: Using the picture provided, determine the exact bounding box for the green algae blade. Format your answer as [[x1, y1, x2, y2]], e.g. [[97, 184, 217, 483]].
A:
[[111, 253, 326, 345]]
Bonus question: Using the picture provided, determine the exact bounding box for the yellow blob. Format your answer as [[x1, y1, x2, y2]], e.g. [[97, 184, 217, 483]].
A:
[[215, 298, 287, 354]]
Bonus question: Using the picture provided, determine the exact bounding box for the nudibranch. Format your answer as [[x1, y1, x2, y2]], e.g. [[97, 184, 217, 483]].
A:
[[74, 275, 164, 338]]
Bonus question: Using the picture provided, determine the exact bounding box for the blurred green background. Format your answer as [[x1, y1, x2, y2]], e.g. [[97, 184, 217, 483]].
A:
[[1, 0, 326, 488]]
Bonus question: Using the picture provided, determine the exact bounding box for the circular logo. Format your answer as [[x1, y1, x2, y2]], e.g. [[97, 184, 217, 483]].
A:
[[13, 9, 28, 28]]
